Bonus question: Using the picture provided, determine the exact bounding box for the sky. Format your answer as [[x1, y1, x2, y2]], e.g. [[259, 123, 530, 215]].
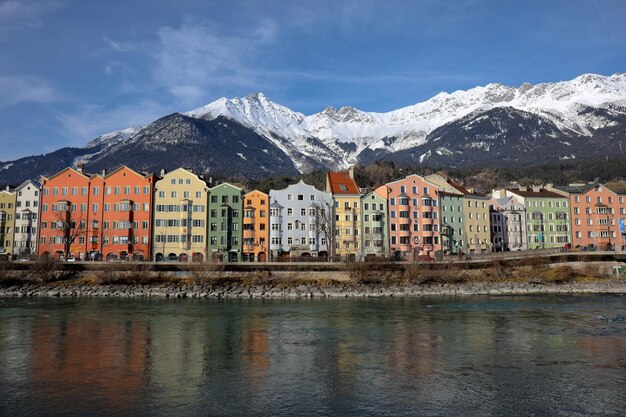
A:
[[0, 0, 625, 161]]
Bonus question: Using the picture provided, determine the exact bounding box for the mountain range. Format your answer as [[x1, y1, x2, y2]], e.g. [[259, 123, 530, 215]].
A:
[[1, 73, 625, 185]]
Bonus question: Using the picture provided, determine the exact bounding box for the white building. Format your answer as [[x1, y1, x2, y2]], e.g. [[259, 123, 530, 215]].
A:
[[269, 180, 334, 260], [489, 194, 528, 251], [13, 180, 40, 257]]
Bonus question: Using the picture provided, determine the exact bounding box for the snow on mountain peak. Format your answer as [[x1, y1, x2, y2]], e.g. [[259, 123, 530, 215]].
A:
[[86, 126, 142, 148], [180, 73, 626, 169]]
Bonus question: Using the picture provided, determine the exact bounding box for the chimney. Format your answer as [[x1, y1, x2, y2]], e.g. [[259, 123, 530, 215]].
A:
[[101, 169, 106, 176], [348, 166, 355, 180], [532, 185, 541, 192], [76, 162, 85, 173], [160, 168, 166, 176], [519, 185, 528, 192]]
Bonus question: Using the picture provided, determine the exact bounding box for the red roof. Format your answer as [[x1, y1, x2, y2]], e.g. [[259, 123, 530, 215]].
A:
[[327, 171, 359, 195], [448, 179, 469, 195]]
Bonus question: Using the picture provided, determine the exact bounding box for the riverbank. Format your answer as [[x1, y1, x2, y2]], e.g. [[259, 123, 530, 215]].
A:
[[1, 278, 625, 298], [1, 260, 624, 298]]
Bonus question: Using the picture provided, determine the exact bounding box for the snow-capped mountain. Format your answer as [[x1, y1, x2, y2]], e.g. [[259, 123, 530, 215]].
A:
[[0, 73, 625, 185], [183, 73, 626, 169]]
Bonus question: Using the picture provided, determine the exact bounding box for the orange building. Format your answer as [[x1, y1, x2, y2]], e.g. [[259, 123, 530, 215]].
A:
[[87, 166, 158, 261], [242, 190, 270, 262], [39, 167, 92, 260], [382, 174, 442, 260], [552, 183, 626, 250]]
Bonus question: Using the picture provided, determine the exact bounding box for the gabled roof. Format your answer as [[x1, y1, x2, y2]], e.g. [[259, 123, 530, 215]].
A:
[[159, 167, 209, 186], [104, 165, 153, 180], [423, 173, 465, 195], [43, 166, 93, 182], [447, 179, 470, 195], [244, 189, 269, 198], [209, 181, 243, 192], [555, 182, 625, 196], [327, 171, 359, 195], [15, 179, 40, 191], [495, 196, 513, 206]]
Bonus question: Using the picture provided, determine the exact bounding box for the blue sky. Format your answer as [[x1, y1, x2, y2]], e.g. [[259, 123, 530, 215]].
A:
[[0, 0, 625, 160]]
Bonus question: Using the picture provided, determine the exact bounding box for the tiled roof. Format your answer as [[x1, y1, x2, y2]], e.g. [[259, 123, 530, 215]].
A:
[[448, 180, 469, 195], [327, 171, 359, 195]]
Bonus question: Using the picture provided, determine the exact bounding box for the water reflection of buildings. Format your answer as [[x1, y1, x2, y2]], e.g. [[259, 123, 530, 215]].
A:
[[30, 314, 149, 414], [240, 317, 270, 389]]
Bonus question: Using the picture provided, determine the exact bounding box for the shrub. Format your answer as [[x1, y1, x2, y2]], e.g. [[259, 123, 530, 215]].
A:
[[543, 265, 578, 284]]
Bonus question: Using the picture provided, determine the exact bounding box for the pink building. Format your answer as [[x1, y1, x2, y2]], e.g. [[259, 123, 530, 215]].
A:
[[382, 174, 441, 260]]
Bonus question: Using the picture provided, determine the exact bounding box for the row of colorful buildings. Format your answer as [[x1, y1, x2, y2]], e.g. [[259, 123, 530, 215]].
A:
[[0, 164, 625, 262]]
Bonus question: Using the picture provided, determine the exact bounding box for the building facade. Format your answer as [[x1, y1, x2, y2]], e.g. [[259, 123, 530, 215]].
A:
[[0, 187, 17, 256], [153, 168, 209, 262], [326, 171, 362, 261], [489, 195, 527, 251], [551, 183, 626, 250], [269, 180, 334, 260], [360, 189, 389, 259], [243, 190, 270, 262], [439, 192, 465, 254], [88, 166, 157, 261], [463, 194, 491, 254], [385, 174, 441, 260], [39, 167, 92, 260], [504, 186, 572, 249], [208, 183, 244, 262], [13, 180, 40, 258]]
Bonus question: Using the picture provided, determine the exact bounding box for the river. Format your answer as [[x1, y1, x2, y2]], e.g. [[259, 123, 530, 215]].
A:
[[1, 295, 625, 416]]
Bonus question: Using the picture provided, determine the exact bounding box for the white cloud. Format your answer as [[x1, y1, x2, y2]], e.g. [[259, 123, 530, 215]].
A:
[[0, 75, 57, 104], [153, 20, 277, 105]]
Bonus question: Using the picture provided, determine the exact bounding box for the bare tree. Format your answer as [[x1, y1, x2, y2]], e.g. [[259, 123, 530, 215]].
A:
[[97, 221, 113, 261], [54, 209, 86, 261], [314, 200, 336, 261]]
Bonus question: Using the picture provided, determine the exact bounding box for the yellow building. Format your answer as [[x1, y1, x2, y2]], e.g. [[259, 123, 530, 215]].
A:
[[152, 168, 209, 262], [326, 170, 362, 261], [0, 187, 17, 257], [463, 194, 491, 254]]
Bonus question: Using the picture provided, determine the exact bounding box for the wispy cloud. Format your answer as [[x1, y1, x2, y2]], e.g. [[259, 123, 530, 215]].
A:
[[102, 35, 135, 52], [152, 19, 278, 105], [55, 100, 173, 144], [0, 0, 66, 33], [0, 75, 57, 104]]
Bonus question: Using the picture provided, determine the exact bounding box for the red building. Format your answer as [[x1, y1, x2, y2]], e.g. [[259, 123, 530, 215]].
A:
[[551, 183, 626, 250], [39, 167, 92, 260], [39, 165, 157, 260], [87, 166, 157, 261]]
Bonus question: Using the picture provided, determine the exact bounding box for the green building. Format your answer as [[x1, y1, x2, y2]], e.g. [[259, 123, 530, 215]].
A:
[[208, 183, 244, 262], [360, 190, 389, 259], [439, 191, 465, 254], [504, 186, 571, 249]]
